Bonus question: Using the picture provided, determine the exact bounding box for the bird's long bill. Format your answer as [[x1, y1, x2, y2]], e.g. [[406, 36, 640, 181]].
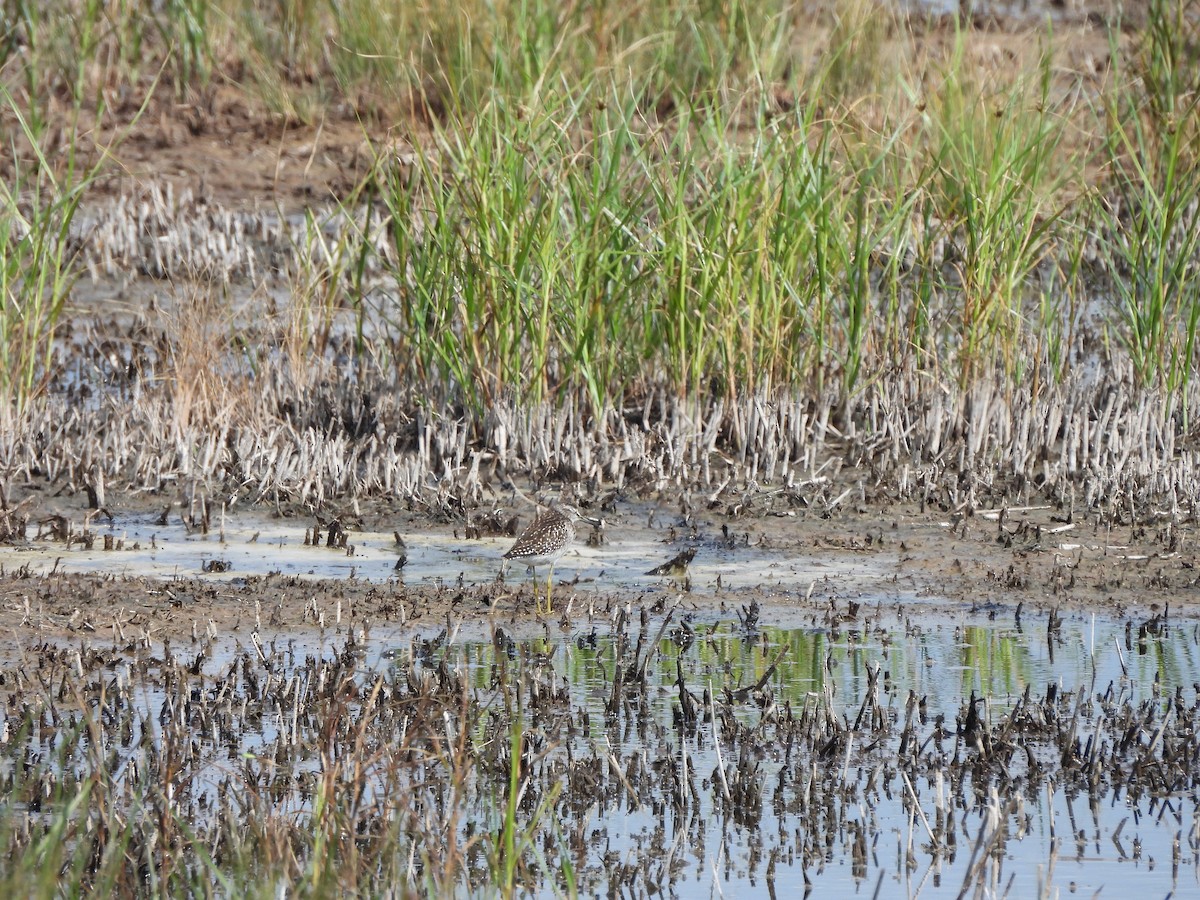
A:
[[579, 514, 604, 528]]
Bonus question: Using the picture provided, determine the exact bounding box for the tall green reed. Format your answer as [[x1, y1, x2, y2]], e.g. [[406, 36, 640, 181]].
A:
[[0, 91, 95, 421], [1096, 0, 1200, 395], [377, 78, 871, 412], [916, 33, 1073, 386]]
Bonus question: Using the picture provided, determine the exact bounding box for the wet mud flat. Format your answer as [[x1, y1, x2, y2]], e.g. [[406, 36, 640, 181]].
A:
[[0, 489, 1195, 640]]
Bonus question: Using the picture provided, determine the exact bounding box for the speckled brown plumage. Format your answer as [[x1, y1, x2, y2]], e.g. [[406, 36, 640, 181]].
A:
[[504, 504, 582, 568], [504, 502, 602, 614]]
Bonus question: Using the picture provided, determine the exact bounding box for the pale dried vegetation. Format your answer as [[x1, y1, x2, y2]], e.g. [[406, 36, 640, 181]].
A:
[[0, 0, 1198, 523]]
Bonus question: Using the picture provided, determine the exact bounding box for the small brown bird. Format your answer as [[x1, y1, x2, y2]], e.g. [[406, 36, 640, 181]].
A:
[[504, 502, 603, 614], [646, 546, 695, 577]]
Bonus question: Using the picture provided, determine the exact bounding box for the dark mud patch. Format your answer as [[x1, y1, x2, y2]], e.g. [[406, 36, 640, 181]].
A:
[[0, 494, 1194, 643]]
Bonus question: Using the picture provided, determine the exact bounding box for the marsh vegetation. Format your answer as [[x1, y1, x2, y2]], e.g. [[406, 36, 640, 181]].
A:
[[3, 0, 1200, 895], [0, 0, 1198, 511]]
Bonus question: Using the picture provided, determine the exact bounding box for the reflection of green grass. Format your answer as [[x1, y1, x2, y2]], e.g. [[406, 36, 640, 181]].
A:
[[557, 622, 839, 712], [956, 625, 1028, 697], [677, 626, 828, 688], [1131, 625, 1200, 689], [628, 620, 1049, 711]]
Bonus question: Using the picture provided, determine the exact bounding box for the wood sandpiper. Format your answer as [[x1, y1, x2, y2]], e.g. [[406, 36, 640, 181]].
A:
[[504, 502, 603, 614]]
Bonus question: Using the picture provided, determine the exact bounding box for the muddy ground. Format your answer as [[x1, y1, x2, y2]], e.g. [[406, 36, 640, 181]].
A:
[[0, 488, 1192, 644]]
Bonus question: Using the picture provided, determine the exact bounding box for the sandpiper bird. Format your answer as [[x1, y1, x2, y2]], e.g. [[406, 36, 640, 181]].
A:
[[504, 502, 603, 615]]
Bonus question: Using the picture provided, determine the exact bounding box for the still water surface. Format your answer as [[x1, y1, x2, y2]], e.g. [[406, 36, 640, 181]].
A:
[[3, 512, 1197, 897]]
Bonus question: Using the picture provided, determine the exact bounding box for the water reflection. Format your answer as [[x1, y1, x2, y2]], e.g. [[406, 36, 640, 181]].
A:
[[3, 606, 1198, 898], [424, 609, 1200, 897]]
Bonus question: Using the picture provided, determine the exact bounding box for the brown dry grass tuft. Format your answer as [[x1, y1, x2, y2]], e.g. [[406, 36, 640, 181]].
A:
[[160, 280, 244, 438]]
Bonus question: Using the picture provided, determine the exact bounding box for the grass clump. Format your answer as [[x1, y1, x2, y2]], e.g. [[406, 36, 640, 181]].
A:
[[0, 89, 97, 421], [913, 35, 1074, 384], [1096, 0, 1200, 393], [375, 68, 906, 414]]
